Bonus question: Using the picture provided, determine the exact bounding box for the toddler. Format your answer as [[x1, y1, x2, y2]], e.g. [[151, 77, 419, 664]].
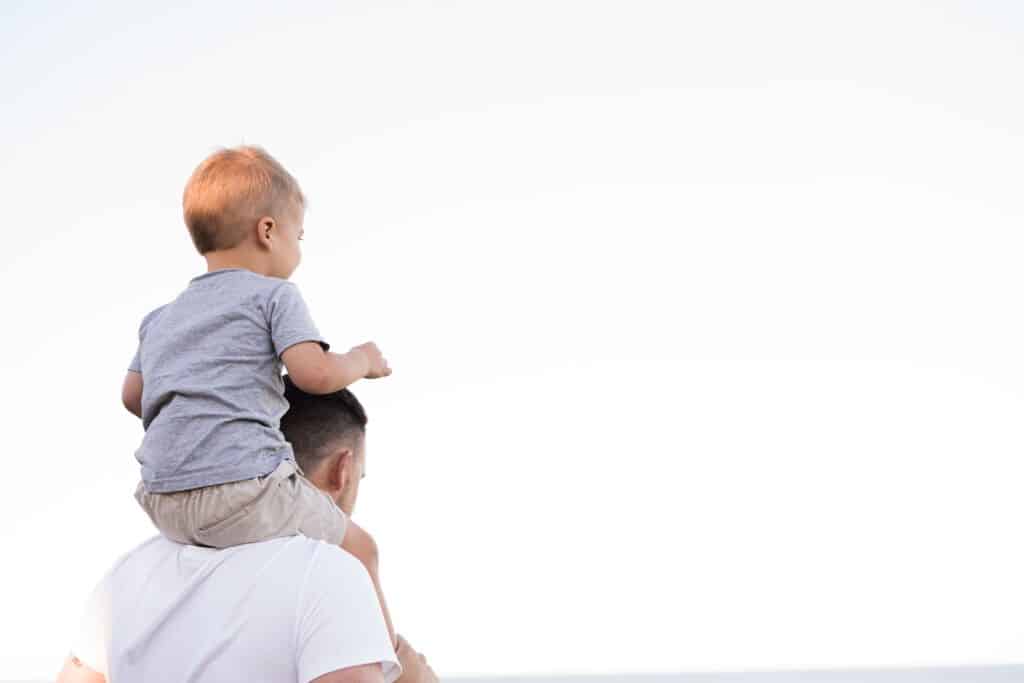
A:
[[122, 146, 389, 554]]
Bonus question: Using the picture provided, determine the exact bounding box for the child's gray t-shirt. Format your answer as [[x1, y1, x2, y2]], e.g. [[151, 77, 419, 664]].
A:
[[130, 269, 328, 493]]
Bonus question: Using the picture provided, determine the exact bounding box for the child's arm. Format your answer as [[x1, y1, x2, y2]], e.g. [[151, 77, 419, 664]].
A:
[[121, 371, 143, 418], [282, 341, 391, 396]]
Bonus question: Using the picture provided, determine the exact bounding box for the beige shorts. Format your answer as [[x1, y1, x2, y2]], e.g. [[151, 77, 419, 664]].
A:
[[135, 460, 348, 549]]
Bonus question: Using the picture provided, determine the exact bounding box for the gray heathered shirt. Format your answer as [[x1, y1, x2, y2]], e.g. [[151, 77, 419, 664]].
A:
[[130, 269, 328, 493]]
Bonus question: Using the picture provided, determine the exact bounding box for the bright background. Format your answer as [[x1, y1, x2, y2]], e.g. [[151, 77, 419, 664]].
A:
[[2, 0, 1023, 678]]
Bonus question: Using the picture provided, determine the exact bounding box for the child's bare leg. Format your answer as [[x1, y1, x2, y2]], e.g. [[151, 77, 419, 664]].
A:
[[341, 520, 397, 648]]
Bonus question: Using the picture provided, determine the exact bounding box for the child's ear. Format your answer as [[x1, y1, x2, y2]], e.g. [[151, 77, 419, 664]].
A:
[[255, 216, 276, 250]]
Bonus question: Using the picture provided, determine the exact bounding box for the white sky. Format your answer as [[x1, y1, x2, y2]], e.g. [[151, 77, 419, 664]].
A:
[[2, 0, 1023, 679]]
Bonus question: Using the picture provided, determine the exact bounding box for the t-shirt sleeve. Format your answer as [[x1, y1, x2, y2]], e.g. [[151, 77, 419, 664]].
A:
[[70, 572, 113, 678], [296, 545, 400, 683], [129, 349, 142, 373], [268, 283, 330, 357], [128, 305, 166, 373]]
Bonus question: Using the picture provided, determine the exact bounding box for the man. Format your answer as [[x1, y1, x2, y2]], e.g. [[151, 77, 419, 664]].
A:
[[58, 379, 436, 683]]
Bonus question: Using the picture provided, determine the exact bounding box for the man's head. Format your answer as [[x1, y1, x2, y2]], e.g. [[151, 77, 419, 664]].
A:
[[183, 146, 306, 279], [280, 376, 368, 516]]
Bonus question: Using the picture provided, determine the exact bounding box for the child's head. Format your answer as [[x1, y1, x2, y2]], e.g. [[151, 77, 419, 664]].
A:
[[183, 146, 306, 278]]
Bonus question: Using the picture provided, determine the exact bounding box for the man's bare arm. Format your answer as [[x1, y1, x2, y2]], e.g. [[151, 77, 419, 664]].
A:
[[56, 655, 105, 683], [342, 521, 396, 648], [341, 524, 438, 683]]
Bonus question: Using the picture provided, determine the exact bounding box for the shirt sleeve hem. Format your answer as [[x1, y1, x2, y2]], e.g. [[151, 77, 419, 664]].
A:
[[276, 336, 331, 358], [300, 653, 401, 683]]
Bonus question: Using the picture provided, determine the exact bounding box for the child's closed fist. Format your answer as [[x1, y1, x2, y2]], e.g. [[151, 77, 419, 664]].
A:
[[353, 341, 392, 379]]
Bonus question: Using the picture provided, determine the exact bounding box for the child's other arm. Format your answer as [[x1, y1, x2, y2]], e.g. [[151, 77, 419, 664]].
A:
[[282, 341, 391, 395], [121, 371, 143, 418]]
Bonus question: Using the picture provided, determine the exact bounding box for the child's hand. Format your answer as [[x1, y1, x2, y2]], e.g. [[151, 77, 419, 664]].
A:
[[353, 341, 392, 379]]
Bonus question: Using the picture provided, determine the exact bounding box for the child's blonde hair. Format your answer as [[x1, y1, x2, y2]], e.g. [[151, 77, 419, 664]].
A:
[[183, 146, 306, 254]]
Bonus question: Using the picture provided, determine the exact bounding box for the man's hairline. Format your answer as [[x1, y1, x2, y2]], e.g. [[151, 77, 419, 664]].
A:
[[295, 429, 366, 476]]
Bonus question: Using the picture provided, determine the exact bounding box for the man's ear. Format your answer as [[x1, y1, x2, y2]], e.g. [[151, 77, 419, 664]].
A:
[[254, 216, 276, 251], [326, 447, 356, 494]]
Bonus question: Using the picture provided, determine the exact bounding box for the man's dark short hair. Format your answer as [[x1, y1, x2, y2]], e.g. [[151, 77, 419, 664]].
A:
[[281, 375, 368, 474]]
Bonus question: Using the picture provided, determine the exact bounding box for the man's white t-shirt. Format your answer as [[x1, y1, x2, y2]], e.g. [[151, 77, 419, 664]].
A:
[[72, 535, 400, 683]]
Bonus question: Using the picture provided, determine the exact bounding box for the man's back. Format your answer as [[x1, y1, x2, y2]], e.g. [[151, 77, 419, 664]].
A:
[[73, 535, 399, 683]]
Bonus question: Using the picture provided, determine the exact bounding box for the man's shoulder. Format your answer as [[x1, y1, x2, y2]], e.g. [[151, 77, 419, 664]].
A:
[[100, 536, 351, 604], [308, 537, 374, 577], [108, 536, 372, 615], [114, 535, 358, 572], [105, 535, 172, 573]]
